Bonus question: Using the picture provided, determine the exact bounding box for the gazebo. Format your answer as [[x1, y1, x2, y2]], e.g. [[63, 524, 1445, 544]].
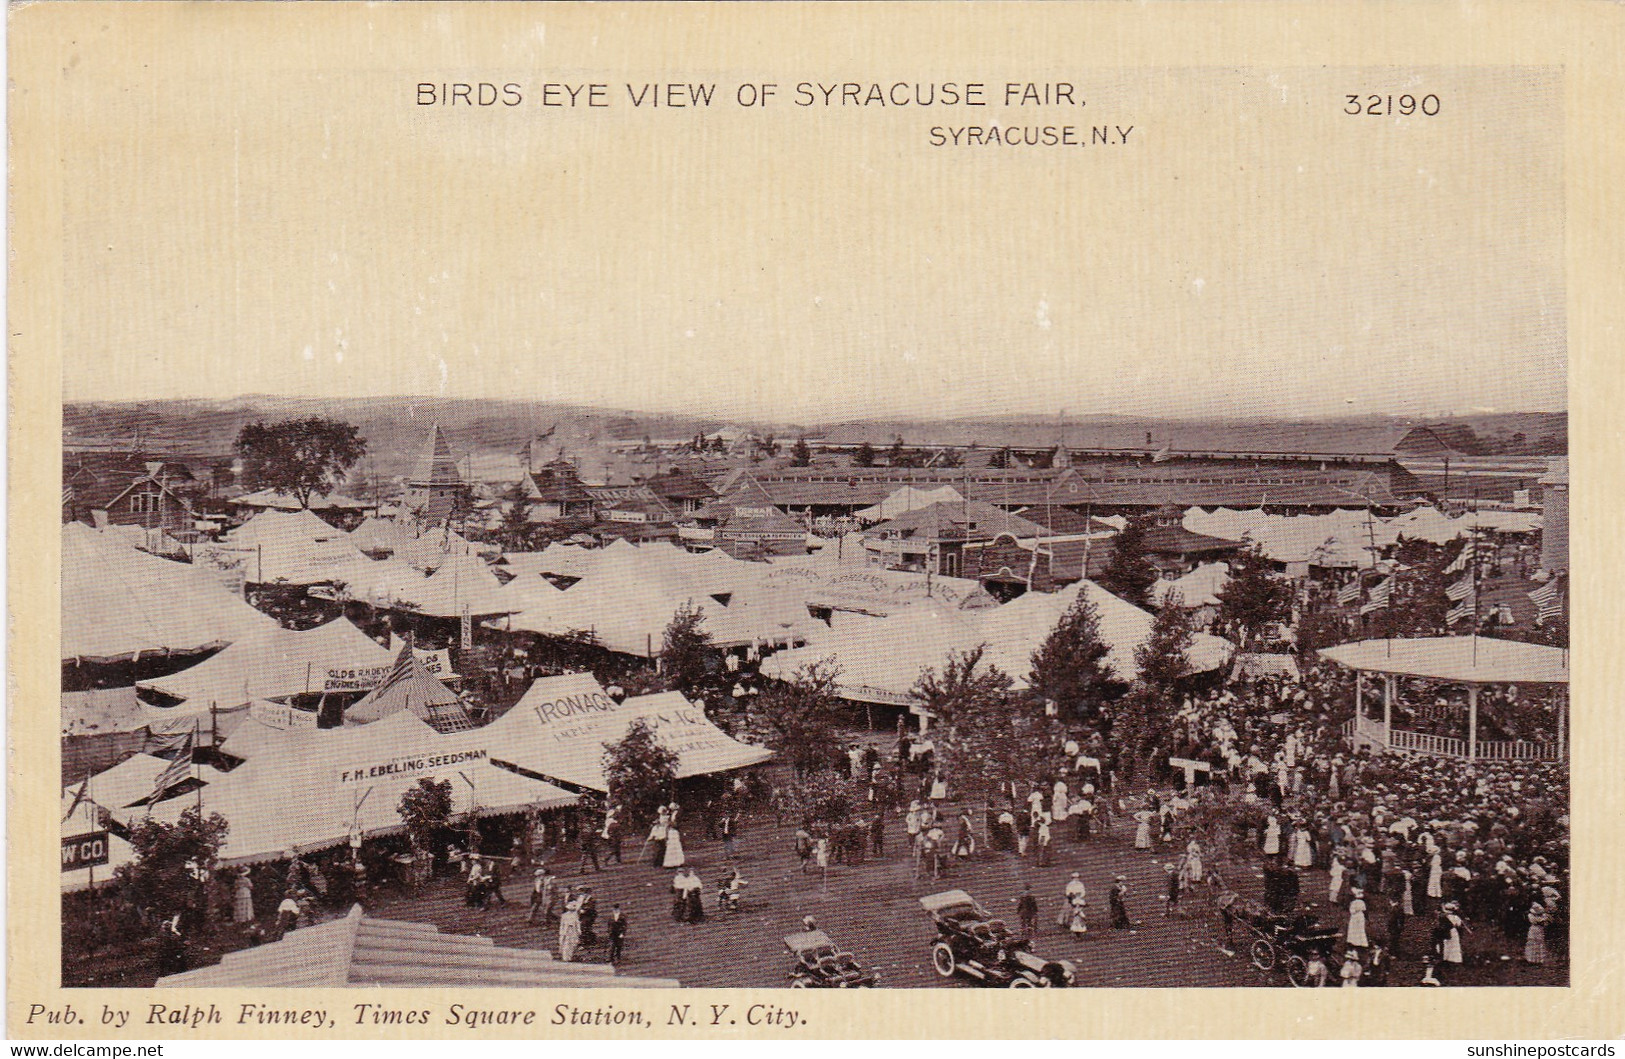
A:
[[1319, 637, 1568, 761]]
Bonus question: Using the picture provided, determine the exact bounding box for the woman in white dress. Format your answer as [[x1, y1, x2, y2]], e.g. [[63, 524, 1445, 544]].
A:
[[1438, 903, 1465, 970], [1345, 888, 1369, 948], [1292, 825, 1314, 869], [1523, 900, 1551, 965], [1426, 848, 1444, 905], [558, 899, 582, 962], [662, 824, 687, 868], [1183, 839, 1204, 886], [1263, 815, 1282, 858], [1328, 856, 1346, 905], [1133, 809, 1154, 850]]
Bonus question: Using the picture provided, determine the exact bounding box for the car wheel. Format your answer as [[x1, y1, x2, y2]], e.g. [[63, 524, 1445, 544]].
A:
[[1008, 976, 1037, 988], [931, 943, 957, 978], [1250, 940, 1277, 972], [789, 977, 811, 989], [1285, 956, 1311, 987]]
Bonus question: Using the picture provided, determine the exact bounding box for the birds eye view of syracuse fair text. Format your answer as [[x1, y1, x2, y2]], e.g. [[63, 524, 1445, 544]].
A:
[[13, 6, 1605, 1040]]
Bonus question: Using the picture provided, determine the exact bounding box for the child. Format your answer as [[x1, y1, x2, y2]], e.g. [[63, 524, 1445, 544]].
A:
[[1163, 863, 1182, 917]]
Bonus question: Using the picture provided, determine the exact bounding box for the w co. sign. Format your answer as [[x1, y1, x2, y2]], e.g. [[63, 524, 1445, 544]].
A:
[[61, 831, 110, 871]]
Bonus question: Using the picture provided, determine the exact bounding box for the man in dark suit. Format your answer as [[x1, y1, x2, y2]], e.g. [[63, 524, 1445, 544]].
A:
[[606, 905, 629, 964]]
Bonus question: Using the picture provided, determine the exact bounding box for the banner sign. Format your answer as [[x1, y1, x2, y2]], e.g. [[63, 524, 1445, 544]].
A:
[[249, 701, 318, 731], [529, 687, 618, 724], [337, 747, 489, 785], [415, 648, 453, 677], [324, 665, 393, 693], [460, 606, 473, 650], [62, 831, 110, 872]]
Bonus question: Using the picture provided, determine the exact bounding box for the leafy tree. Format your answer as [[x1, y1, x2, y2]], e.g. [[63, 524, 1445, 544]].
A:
[[1031, 447, 1057, 470], [887, 436, 908, 467], [659, 601, 714, 695], [602, 717, 679, 822], [751, 660, 845, 775], [790, 437, 813, 467], [936, 447, 964, 469], [910, 646, 1050, 800], [117, 807, 230, 926], [1097, 519, 1158, 607], [234, 417, 367, 508], [397, 777, 454, 857], [1216, 546, 1292, 648], [987, 446, 1011, 469], [782, 769, 863, 829], [1028, 593, 1119, 718], [498, 481, 533, 550], [1135, 594, 1196, 695], [852, 442, 877, 468]]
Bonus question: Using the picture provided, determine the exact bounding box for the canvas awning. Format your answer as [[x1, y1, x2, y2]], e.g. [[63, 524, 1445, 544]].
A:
[[136, 618, 395, 714], [1318, 637, 1569, 685], [150, 710, 576, 864], [484, 674, 773, 790]]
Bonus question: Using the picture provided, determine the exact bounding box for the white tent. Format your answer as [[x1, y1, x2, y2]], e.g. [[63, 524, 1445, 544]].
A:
[[395, 553, 513, 617], [227, 509, 372, 585], [1150, 562, 1231, 608], [761, 580, 1234, 704], [61, 523, 275, 663], [854, 485, 965, 523], [485, 674, 773, 790], [137, 618, 395, 715], [150, 710, 576, 864]]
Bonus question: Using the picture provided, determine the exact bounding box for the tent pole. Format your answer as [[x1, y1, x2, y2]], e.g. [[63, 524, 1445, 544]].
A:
[[1467, 684, 1479, 761]]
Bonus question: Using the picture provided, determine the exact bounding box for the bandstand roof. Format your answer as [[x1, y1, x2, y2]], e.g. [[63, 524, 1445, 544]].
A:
[[1318, 637, 1569, 686]]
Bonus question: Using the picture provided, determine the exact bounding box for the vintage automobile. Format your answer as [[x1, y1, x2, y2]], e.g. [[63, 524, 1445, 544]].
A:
[[1226, 894, 1342, 987], [919, 890, 1076, 988], [783, 930, 880, 988]]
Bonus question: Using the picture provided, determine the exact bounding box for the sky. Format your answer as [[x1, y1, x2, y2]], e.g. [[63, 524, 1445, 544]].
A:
[[50, 9, 1565, 422]]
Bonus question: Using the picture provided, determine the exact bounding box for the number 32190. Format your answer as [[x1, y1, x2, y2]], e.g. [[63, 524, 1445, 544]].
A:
[[1346, 93, 1441, 116]]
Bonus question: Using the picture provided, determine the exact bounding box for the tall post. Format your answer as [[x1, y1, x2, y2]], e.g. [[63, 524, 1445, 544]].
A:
[[1557, 689, 1567, 759], [1467, 684, 1479, 761], [1381, 674, 1393, 747], [1355, 670, 1365, 723]]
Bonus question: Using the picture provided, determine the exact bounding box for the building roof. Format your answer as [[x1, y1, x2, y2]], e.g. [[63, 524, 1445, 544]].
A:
[[868, 499, 1046, 541], [645, 468, 719, 502], [409, 424, 464, 488], [525, 462, 595, 504], [157, 904, 680, 987], [1318, 637, 1570, 685], [1140, 525, 1244, 557]]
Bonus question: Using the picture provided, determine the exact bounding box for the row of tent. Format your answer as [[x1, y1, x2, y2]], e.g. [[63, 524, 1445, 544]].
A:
[[74, 673, 772, 869], [1182, 506, 1543, 569]]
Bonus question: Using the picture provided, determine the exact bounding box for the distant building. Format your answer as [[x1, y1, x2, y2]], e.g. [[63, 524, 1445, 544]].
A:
[[62, 454, 206, 536], [522, 461, 597, 522], [404, 424, 470, 527], [1538, 457, 1567, 573]]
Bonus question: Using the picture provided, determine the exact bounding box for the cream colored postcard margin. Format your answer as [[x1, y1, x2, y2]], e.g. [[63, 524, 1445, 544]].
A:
[[9, 1, 1623, 1041]]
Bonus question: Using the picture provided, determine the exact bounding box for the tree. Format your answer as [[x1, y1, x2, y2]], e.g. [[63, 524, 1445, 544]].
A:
[[234, 417, 367, 508], [602, 717, 679, 822], [118, 806, 230, 928], [790, 437, 813, 467], [659, 601, 714, 695], [1135, 595, 1196, 695], [1216, 546, 1292, 648], [397, 777, 454, 857], [751, 660, 845, 775], [887, 436, 908, 467], [935, 447, 964, 469], [910, 646, 1052, 800], [852, 442, 876, 468], [1097, 519, 1158, 607], [498, 481, 534, 550], [1028, 593, 1119, 718]]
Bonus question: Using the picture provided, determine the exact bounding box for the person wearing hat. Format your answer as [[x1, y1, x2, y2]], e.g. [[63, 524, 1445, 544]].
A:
[[1162, 863, 1183, 918], [527, 866, 552, 925], [1433, 901, 1465, 981], [1523, 896, 1552, 965], [1014, 884, 1039, 939], [606, 904, 629, 964], [1109, 875, 1134, 931], [1345, 888, 1369, 949], [1339, 950, 1364, 987], [1061, 872, 1088, 936]]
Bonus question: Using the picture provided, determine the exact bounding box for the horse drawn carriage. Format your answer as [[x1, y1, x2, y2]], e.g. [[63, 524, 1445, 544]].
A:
[[1221, 892, 1340, 987]]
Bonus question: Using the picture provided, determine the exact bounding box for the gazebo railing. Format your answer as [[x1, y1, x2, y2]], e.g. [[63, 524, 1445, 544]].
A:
[[1473, 739, 1563, 762], [1388, 728, 1467, 757]]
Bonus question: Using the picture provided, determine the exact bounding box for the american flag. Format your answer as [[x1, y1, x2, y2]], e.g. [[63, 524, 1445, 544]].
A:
[[1446, 575, 1475, 602], [147, 730, 195, 805], [1359, 578, 1393, 615], [1528, 577, 1566, 622], [1337, 579, 1362, 607], [1446, 586, 1478, 626], [1445, 545, 1473, 575]]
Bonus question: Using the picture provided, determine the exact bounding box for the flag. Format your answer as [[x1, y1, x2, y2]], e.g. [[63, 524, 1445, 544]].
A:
[[1151, 442, 1172, 464], [148, 730, 195, 805], [1445, 546, 1472, 575], [1446, 575, 1475, 602], [63, 779, 89, 822], [1446, 586, 1478, 625], [1337, 579, 1362, 607], [1359, 578, 1392, 615], [1528, 577, 1566, 622]]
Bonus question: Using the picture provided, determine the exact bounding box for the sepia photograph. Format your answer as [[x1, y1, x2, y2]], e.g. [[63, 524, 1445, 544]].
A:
[[11, 1, 1624, 1043]]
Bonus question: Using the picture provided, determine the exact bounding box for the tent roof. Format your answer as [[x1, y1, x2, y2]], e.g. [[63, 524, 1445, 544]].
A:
[[61, 523, 274, 662], [1150, 562, 1231, 608], [68, 752, 228, 814], [62, 686, 148, 736], [1318, 637, 1569, 685], [487, 674, 773, 790], [226, 509, 372, 585], [153, 710, 575, 863], [156, 904, 678, 987], [344, 648, 472, 731], [137, 618, 395, 711]]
